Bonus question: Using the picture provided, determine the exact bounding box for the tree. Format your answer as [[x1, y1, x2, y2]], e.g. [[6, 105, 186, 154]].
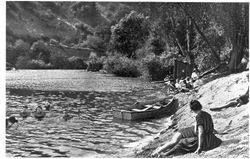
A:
[[30, 40, 51, 63], [68, 56, 87, 69], [222, 3, 249, 72], [94, 24, 111, 43], [50, 54, 69, 69], [15, 56, 30, 69], [182, 3, 248, 72], [6, 39, 30, 65], [110, 11, 150, 58], [149, 24, 165, 55], [179, 3, 221, 64]]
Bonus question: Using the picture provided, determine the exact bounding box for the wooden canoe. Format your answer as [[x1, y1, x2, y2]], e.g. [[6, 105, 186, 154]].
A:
[[113, 96, 177, 121]]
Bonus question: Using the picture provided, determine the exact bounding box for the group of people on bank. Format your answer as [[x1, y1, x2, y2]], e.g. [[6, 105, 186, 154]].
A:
[[151, 69, 249, 157], [164, 68, 199, 93]]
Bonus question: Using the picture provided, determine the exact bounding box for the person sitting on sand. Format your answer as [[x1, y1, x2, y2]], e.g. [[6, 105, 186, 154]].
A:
[[174, 79, 190, 93], [34, 106, 46, 120], [20, 106, 31, 119], [179, 79, 190, 92], [151, 100, 221, 157], [165, 79, 177, 93], [175, 79, 181, 90], [6, 116, 18, 129], [164, 75, 170, 82], [163, 75, 177, 93], [210, 88, 249, 111], [191, 68, 199, 82], [185, 77, 193, 89]]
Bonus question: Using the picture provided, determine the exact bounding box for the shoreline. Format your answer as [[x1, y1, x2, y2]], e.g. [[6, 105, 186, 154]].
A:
[[132, 71, 249, 158]]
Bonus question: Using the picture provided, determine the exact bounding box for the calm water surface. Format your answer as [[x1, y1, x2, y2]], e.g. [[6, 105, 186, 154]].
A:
[[6, 70, 169, 157]]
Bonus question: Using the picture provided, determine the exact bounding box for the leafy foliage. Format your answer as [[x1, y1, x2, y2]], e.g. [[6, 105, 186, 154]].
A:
[[148, 26, 166, 55], [6, 2, 249, 76], [30, 40, 51, 63], [26, 60, 52, 69], [140, 54, 170, 81], [15, 56, 30, 69], [49, 53, 69, 69], [68, 56, 88, 69], [6, 39, 30, 65], [110, 11, 150, 58], [104, 54, 141, 77], [94, 24, 112, 43], [86, 53, 105, 72]]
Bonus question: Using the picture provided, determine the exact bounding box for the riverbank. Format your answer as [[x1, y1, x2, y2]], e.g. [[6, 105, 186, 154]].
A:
[[132, 71, 249, 158]]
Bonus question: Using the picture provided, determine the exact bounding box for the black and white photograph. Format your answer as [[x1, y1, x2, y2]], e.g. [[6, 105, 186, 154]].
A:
[[5, 1, 249, 158]]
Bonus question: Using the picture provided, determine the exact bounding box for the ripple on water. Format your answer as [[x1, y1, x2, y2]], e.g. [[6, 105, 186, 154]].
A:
[[6, 71, 169, 157]]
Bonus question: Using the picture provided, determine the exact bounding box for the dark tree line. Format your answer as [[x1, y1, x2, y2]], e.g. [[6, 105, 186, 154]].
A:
[[7, 2, 249, 77]]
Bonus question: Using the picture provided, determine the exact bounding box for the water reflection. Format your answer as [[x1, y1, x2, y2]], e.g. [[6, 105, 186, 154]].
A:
[[6, 88, 166, 157]]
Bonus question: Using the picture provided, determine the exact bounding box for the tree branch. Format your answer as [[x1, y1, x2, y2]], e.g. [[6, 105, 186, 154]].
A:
[[178, 3, 221, 63]]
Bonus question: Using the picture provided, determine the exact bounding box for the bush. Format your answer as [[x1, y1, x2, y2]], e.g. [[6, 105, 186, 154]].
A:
[[6, 39, 30, 65], [68, 56, 88, 69], [135, 40, 151, 59], [87, 53, 104, 72], [26, 60, 52, 69], [50, 53, 69, 69], [140, 53, 169, 81], [7, 46, 19, 66], [15, 56, 30, 69], [14, 39, 31, 55], [104, 54, 141, 77], [16, 56, 52, 69]]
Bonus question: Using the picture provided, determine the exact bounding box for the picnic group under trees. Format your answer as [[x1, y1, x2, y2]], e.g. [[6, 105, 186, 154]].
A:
[[164, 68, 199, 93]]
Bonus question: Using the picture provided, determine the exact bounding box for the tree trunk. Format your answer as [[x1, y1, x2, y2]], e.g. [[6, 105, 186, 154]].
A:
[[228, 37, 245, 72], [227, 4, 247, 72], [179, 3, 221, 64], [170, 16, 186, 57], [186, 17, 195, 68], [227, 42, 243, 72]]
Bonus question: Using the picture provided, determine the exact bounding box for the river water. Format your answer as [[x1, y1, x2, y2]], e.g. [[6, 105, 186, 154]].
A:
[[6, 70, 170, 157]]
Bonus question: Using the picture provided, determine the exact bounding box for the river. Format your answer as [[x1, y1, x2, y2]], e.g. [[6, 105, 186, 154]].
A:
[[6, 70, 170, 157]]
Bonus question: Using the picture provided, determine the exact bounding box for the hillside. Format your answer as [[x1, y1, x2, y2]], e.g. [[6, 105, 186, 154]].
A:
[[6, 2, 133, 44], [123, 71, 249, 158], [6, 1, 136, 66], [7, 2, 104, 38]]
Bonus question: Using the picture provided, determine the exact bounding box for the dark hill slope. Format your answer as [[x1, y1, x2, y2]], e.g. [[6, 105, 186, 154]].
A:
[[6, 2, 109, 44]]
